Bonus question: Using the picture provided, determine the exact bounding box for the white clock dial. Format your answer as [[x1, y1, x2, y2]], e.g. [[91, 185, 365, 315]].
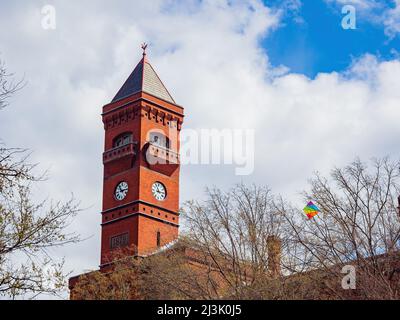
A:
[[115, 181, 128, 201], [152, 182, 166, 201]]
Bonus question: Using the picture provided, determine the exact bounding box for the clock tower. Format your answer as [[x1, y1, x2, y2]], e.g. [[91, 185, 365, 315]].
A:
[[100, 46, 184, 266]]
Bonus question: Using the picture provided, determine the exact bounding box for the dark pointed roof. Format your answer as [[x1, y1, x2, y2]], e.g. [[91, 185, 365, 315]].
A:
[[112, 53, 175, 104]]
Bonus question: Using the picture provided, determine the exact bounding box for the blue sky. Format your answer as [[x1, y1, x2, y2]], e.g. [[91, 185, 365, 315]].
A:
[[264, 0, 400, 77]]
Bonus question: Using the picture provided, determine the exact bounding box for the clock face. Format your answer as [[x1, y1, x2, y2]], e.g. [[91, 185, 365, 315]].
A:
[[152, 182, 166, 201], [115, 181, 128, 201]]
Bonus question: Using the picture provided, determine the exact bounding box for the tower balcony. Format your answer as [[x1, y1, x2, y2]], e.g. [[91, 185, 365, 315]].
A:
[[144, 142, 180, 176], [103, 142, 137, 164], [145, 142, 180, 165]]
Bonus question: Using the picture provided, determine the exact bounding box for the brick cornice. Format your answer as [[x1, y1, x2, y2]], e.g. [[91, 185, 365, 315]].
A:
[[102, 95, 184, 118], [101, 199, 180, 216], [102, 102, 183, 131], [101, 211, 180, 228]]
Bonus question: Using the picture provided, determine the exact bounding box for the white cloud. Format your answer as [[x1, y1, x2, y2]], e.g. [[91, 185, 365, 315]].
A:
[[0, 0, 400, 299], [325, 0, 384, 12], [325, 0, 381, 10], [384, 0, 400, 38]]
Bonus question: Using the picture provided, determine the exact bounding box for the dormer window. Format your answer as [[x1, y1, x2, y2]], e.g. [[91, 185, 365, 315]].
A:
[[113, 133, 133, 148]]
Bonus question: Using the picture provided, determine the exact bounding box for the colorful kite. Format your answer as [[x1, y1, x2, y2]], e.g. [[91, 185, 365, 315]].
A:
[[303, 201, 321, 219]]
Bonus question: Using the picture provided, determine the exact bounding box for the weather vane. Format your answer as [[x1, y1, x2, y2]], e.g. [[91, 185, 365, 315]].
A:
[[141, 43, 148, 56]]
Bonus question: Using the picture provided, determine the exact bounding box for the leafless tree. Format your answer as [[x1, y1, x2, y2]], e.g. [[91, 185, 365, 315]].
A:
[[279, 157, 400, 299], [181, 184, 290, 299], [0, 60, 81, 299], [0, 59, 24, 110], [71, 250, 141, 300], [71, 239, 224, 300]]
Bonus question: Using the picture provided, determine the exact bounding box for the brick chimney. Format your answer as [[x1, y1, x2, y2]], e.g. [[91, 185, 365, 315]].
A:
[[267, 235, 281, 278]]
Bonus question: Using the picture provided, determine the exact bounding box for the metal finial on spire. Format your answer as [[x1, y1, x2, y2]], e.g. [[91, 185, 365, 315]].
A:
[[141, 43, 148, 57]]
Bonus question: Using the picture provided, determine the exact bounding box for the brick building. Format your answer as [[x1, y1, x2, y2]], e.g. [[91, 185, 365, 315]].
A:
[[69, 46, 185, 294]]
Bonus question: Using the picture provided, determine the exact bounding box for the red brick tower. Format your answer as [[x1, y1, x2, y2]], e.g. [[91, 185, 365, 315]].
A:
[[100, 46, 184, 266]]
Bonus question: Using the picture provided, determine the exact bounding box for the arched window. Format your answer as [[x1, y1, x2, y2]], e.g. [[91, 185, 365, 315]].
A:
[[156, 231, 161, 248], [113, 133, 133, 148], [149, 132, 170, 149]]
